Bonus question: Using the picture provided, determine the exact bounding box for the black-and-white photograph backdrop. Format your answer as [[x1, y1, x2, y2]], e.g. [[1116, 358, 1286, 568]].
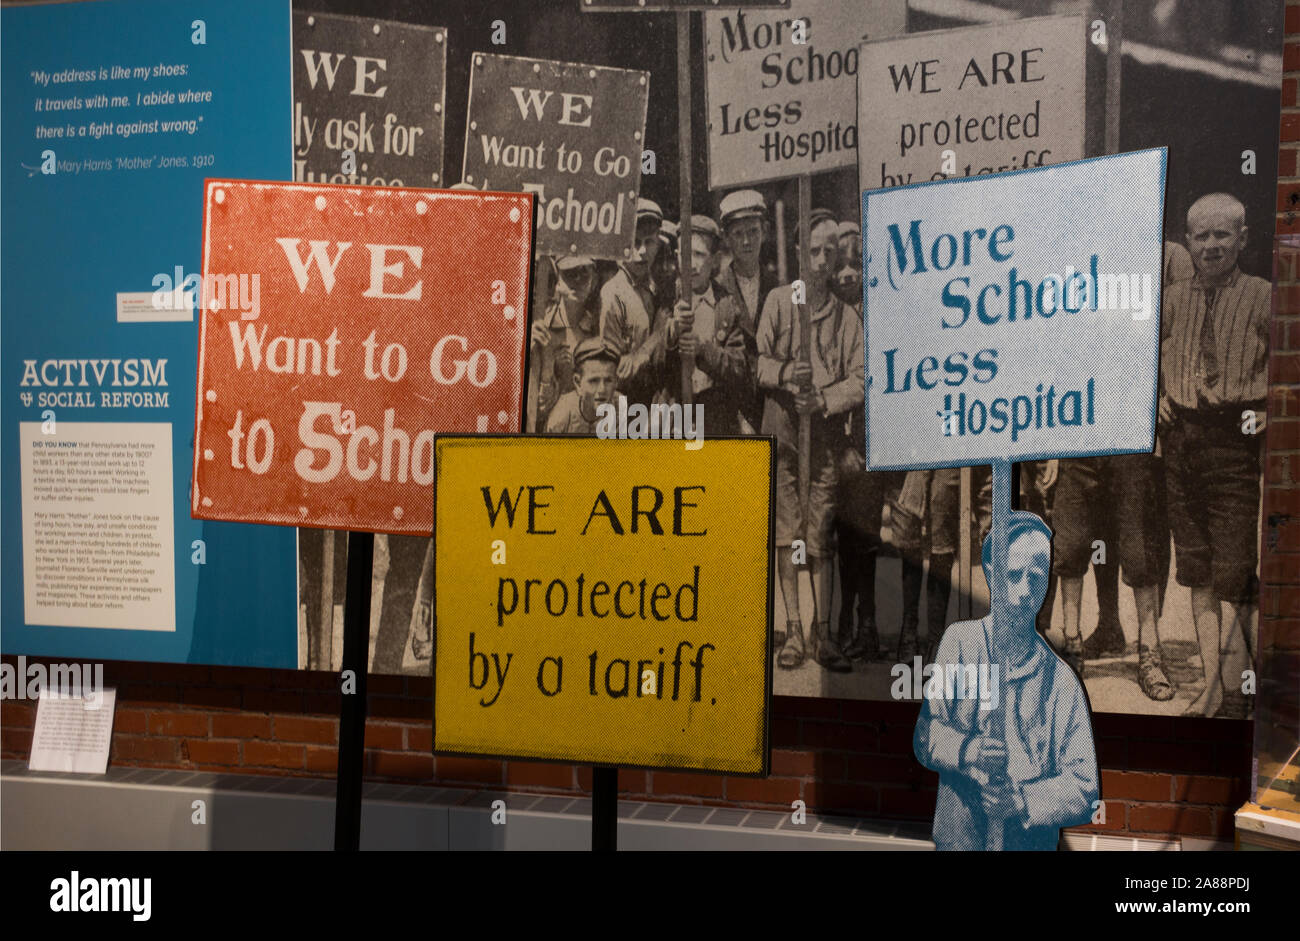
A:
[[290, 0, 1283, 721]]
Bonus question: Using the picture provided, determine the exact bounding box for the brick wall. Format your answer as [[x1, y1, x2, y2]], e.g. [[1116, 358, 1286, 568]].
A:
[[4, 7, 1299, 845], [0, 658, 1257, 841]]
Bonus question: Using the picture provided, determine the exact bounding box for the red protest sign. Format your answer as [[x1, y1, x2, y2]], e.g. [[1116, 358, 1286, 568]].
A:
[[192, 180, 532, 536]]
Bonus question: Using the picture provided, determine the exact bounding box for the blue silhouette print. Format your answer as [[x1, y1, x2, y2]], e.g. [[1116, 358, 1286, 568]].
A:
[[914, 510, 1099, 851]]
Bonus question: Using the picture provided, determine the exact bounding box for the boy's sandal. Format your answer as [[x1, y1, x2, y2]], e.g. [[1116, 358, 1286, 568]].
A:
[[1137, 651, 1174, 702]]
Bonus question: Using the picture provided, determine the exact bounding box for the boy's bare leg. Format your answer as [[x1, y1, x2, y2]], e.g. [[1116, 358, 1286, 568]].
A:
[[1134, 584, 1172, 700], [1059, 576, 1085, 674], [1183, 586, 1223, 716], [776, 551, 805, 667]]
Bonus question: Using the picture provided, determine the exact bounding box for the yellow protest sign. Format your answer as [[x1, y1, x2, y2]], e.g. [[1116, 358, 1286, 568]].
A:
[[433, 435, 773, 775]]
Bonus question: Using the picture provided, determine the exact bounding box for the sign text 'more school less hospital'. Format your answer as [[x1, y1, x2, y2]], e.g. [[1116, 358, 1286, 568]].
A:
[[863, 149, 1166, 471]]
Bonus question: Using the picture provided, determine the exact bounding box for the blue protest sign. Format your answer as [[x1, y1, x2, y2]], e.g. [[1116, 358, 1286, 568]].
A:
[[862, 148, 1167, 471]]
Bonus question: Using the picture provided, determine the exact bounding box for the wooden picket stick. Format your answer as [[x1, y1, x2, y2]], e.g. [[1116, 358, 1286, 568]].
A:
[[316, 531, 334, 670], [796, 175, 812, 524], [527, 254, 552, 432], [677, 12, 694, 408]]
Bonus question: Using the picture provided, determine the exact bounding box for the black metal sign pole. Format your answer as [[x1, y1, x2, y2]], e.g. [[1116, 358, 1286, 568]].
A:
[[592, 766, 618, 850], [334, 531, 374, 851]]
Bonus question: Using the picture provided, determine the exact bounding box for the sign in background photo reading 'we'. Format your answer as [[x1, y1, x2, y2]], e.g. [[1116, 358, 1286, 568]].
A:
[[293, 11, 447, 187], [862, 148, 1167, 470], [192, 181, 532, 535], [433, 436, 774, 775], [462, 53, 648, 260]]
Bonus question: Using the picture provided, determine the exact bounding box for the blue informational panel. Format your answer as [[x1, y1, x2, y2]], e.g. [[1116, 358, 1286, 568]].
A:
[[862, 149, 1167, 471], [1, 0, 298, 667]]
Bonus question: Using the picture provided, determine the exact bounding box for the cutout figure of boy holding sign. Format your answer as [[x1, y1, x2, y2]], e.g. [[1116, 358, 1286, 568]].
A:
[[914, 512, 1100, 851]]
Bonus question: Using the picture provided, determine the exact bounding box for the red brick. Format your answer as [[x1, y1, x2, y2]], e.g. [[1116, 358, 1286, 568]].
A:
[[1213, 741, 1253, 774], [371, 750, 432, 781], [1076, 799, 1126, 830], [877, 722, 916, 753], [1276, 353, 1300, 384], [773, 696, 840, 720], [1130, 740, 1215, 774], [368, 695, 428, 720], [802, 719, 871, 751], [576, 766, 646, 793], [243, 741, 305, 770], [1, 727, 33, 754], [1268, 619, 1300, 650], [406, 676, 433, 698], [305, 746, 337, 774], [274, 716, 336, 745], [113, 707, 148, 734], [1287, 40, 1300, 73], [211, 667, 279, 687], [1284, 147, 1300, 179], [360, 720, 403, 750], [1268, 379, 1300, 415], [1286, 77, 1298, 108], [211, 714, 271, 739], [1264, 490, 1300, 522], [434, 755, 501, 785], [368, 674, 405, 696], [505, 761, 573, 790], [407, 725, 432, 752], [1276, 212, 1300, 236], [303, 691, 340, 715], [119, 683, 180, 703], [242, 689, 304, 713], [1287, 4, 1300, 35], [726, 775, 801, 806], [1279, 182, 1300, 212], [102, 661, 155, 684], [652, 770, 725, 798], [1275, 516, 1300, 552], [148, 663, 210, 685], [1102, 770, 1171, 801], [1284, 113, 1300, 143], [771, 748, 816, 777], [800, 779, 874, 813], [1279, 588, 1300, 618], [1267, 454, 1295, 486], [181, 686, 242, 710], [844, 753, 921, 785], [619, 769, 647, 794], [1269, 418, 1300, 451], [770, 717, 799, 747], [184, 739, 239, 765], [875, 786, 936, 818], [114, 735, 181, 762], [1172, 775, 1244, 805], [147, 712, 210, 737], [1210, 809, 1237, 840], [1128, 804, 1213, 836], [0, 699, 35, 724]]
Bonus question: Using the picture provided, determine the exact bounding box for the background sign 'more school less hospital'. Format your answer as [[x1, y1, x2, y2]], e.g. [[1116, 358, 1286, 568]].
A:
[[863, 149, 1166, 470], [433, 437, 774, 775], [704, 0, 906, 188]]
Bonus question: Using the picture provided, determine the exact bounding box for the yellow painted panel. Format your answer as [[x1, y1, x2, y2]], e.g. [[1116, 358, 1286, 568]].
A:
[[433, 435, 773, 774]]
